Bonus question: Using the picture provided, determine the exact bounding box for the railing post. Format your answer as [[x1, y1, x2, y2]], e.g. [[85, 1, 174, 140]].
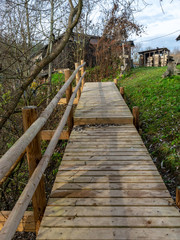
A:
[[65, 69, 74, 135], [120, 87, 124, 99], [132, 106, 139, 132], [22, 106, 46, 234], [114, 78, 118, 86], [176, 186, 180, 208], [75, 62, 81, 101], [81, 59, 85, 90]]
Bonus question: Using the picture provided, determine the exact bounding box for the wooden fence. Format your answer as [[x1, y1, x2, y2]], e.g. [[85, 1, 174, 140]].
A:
[[0, 61, 86, 240]]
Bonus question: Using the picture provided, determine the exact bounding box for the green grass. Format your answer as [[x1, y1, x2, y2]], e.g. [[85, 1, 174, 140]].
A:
[[51, 72, 65, 85], [116, 66, 180, 171]]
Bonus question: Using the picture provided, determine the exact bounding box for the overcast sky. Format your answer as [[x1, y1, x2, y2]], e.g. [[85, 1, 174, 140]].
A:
[[132, 0, 180, 52]]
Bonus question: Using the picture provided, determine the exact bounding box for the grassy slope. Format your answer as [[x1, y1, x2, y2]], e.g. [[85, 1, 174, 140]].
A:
[[117, 66, 180, 171]]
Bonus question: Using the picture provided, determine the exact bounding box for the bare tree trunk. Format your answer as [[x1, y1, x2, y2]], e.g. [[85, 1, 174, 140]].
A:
[[0, 0, 83, 130], [47, 0, 54, 105], [25, 0, 31, 49]]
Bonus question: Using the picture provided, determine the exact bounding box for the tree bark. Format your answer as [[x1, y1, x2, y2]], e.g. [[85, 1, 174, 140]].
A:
[[47, 0, 54, 105]]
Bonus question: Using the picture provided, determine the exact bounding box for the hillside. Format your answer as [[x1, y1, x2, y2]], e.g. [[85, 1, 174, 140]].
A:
[[118, 66, 180, 176]]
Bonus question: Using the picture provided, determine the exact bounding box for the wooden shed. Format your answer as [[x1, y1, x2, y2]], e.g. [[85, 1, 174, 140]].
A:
[[31, 33, 100, 71], [138, 48, 170, 67]]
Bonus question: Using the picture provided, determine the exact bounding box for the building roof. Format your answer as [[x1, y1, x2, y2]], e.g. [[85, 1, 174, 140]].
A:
[[138, 47, 170, 54], [176, 35, 180, 41]]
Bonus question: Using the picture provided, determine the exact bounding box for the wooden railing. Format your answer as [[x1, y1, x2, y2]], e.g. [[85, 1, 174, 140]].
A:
[[0, 61, 86, 240]]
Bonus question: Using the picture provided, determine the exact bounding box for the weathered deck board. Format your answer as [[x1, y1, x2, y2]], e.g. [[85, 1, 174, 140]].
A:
[[37, 83, 180, 240], [37, 126, 180, 240], [38, 227, 180, 239], [74, 82, 133, 125]]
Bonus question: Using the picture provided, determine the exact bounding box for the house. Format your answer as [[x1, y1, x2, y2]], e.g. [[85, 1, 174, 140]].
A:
[[31, 32, 100, 71], [138, 47, 170, 67]]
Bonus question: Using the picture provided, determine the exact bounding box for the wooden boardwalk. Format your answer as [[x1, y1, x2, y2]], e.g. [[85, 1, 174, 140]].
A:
[[74, 82, 133, 125], [37, 83, 180, 239]]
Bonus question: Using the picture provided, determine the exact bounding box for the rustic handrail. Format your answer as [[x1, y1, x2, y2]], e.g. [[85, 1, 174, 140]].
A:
[[0, 70, 86, 240], [0, 62, 85, 182]]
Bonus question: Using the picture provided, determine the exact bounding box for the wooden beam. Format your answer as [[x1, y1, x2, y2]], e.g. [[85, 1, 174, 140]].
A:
[[40, 130, 69, 141], [0, 150, 26, 186], [65, 69, 74, 135], [120, 87, 124, 99], [81, 60, 85, 89], [114, 78, 118, 86], [58, 98, 78, 105], [176, 186, 180, 208], [133, 106, 139, 131], [22, 106, 46, 233], [75, 62, 81, 101], [0, 211, 35, 232], [65, 69, 72, 103]]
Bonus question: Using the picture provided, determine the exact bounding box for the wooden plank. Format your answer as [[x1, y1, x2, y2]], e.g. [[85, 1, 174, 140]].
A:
[[70, 136, 142, 140], [64, 148, 148, 152], [65, 146, 146, 151], [52, 182, 167, 190], [55, 175, 163, 183], [41, 216, 180, 227], [62, 156, 152, 161], [37, 227, 180, 240], [67, 142, 144, 146], [63, 152, 149, 156], [69, 139, 142, 143], [75, 112, 133, 117], [47, 197, 174, 206], [60, 160, 154, 165], [68, 139, 143, 143], [57, 170, 160, 177], [50, 189, 170, 198], [75, 107, 131, 111], [75, 112, 132, 116], [0, 211, 35, 232], [72, 129, 137, 133], [43, 206, 180, 217], [77, 103, 127, 107], [73, 125, 135, 129], [76, 107, 130, 112], [74, 117, 133, 125], [66, 144, 145, 149], [40, 130, 69, 140], [58, 165, 157, 171], [71, 132, 139, 136], [58, 98, 78, 105]]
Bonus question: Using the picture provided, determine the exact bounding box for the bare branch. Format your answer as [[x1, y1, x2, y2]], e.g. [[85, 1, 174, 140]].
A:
[[69, 0, 74, 9], [0, 0, 83, 130]]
